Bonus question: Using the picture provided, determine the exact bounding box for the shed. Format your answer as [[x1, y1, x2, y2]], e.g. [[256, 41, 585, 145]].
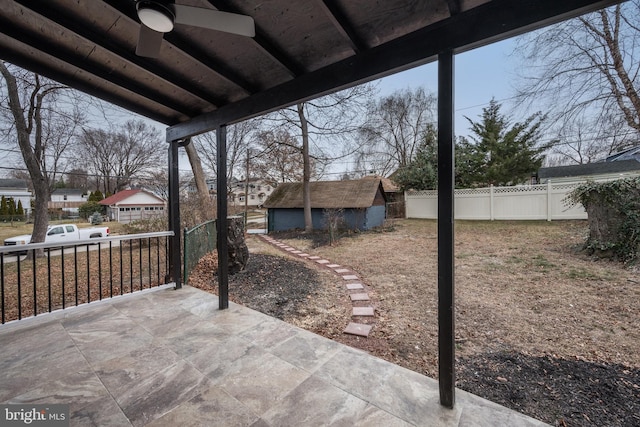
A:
[[100, 189, 166, 224], [264, 179, 387, 232]]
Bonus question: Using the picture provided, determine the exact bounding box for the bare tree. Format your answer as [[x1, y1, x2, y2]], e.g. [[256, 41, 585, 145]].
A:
[[264, 84, 375, 231], [356, 87, 437, 177], [252, 129, 308, 183], [0, 62, 84, 244], [514, 1, 640, 162], [195, 119, 259, 189], [77, 120, 164, 194]]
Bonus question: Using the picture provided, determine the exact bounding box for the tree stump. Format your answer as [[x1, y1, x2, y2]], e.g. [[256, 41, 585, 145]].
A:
[[227, 216, 249, 274]]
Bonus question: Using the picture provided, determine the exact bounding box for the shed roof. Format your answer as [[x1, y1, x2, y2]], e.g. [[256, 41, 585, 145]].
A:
[[264, 179, 385, 209]]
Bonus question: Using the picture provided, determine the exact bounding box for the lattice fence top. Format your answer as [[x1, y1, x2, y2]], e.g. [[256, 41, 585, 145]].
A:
[[406, 182, 584, 197]]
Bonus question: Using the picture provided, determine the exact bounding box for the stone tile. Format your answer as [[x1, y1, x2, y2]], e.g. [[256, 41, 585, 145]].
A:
[[353, 307, 375, 316], [187, 336, 260, 380], [115, 360, 212, 427], [7, 368, 110, 410], [344, 322, 372, 337], [315, 346, 394, 402], [353, 405, 413, 427], [70, 394, 132, 427], [67, 321, 155, 365], [297, 253, 309, 257], [157, 320, 232, 358], [146, 387, 259, 427], [346, 283, 364, 290], [291, 250, 302, 254], [343, 274, 359, 280], [270, 330, 342, 372], [457, 389, 549, 427], [284, 247, 296, 251], [261, 375, 368, 426], [218, 351, 310, 416], [240, 317, 298, 348], [316, 259, 330, 264], [308, 256, 320, 260], [326, 264, 340, 268], [366, 364, 462, 426], [350, 293, 370, 301], [335, 268, 351, 273], [93, 344, 183, 397]]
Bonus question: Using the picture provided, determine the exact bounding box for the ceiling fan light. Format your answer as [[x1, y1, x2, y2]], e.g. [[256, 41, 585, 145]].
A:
[[137, 1, 174, 33]]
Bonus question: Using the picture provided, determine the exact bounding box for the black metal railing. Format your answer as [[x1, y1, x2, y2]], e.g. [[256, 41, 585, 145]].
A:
[[0, 231, 174, 324]]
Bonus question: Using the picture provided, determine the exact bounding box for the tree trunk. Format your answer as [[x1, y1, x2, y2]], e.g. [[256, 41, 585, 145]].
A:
[[227, 216, 249, 274], [297, 103, 313, 232], [0, 63, 49, 246], [184, 139, 210, 204]]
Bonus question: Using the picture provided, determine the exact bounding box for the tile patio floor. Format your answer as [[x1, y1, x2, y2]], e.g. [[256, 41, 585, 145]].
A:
[[0, 285, 549, 426]]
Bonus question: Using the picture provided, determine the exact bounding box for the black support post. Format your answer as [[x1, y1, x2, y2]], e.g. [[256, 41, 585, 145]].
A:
[[437, 50, 455, 408], [168, 139, 182, 289], [216, 125, 229, 309]]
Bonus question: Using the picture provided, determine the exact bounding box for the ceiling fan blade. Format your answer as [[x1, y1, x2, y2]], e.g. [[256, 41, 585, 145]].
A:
[[136, 24, 164, 57], [174, 5, 255, 37]]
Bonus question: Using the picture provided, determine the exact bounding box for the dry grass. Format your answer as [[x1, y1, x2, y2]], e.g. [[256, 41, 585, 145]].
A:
[[275, 219, 640, 378]]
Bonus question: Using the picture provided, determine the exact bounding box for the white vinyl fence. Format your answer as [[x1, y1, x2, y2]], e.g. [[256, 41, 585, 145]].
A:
[[405, 182, 588, 221]]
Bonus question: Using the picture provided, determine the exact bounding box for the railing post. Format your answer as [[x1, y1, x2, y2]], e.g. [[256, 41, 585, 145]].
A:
[[490, 185, 495, 221]]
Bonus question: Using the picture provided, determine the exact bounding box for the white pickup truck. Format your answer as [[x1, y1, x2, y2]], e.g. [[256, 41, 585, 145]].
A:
[[3, 224, 110, 249]]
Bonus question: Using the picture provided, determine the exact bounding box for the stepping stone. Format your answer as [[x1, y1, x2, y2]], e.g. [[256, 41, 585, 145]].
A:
[[353, 307, 375, 317], [342, 275, 358, 280], [316, 259, 330, 264], [308, 256, 320, 260], [285, 248, 296, 251], [297, 253, 309, 257], [334, 268, 350, 273], [292, 250, 302, 254], [327, 264, 340, 268], [350, 293, 369, 301], [346, 283, 364, 290], [344, 322, 372, 337]]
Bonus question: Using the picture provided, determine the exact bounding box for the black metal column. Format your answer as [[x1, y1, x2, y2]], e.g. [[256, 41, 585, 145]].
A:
[[216, 125, 229, 309], [437, 49, 455, 408], [168, 139, 182, 289]]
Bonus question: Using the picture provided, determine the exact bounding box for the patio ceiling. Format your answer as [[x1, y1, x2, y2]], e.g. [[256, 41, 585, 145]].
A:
[[0, 0, 623, 141]]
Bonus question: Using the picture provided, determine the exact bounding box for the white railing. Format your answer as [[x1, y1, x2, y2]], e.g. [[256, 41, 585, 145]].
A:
[[405, 181, 588, 221]]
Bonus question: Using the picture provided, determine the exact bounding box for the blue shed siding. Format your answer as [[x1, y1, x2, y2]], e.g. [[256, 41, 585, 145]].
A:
[[268, 206, 385, 232]]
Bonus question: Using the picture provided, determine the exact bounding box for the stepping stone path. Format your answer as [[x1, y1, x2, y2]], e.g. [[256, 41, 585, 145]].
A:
[[256, 234, 375, 338]]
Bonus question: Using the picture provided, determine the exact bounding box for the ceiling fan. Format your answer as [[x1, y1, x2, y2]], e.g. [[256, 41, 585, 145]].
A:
[[134, 0, 255, 58]]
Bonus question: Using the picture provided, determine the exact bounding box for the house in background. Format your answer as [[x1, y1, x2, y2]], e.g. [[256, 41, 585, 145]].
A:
[[100, 189, 166, 224], [230, 178, 275, 208], [537, 149, 640, 184], [264, 178, 387, 232], [0, 179, 32, 216], [49, 188, 87, 216]]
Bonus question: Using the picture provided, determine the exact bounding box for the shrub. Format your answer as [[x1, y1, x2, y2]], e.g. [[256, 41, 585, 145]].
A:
[[566, 177, 640, 263], [79, 201, 105, 219]]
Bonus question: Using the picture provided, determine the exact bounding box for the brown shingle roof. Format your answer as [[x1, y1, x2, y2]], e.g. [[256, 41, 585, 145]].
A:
[[264, 179, 385, 209]]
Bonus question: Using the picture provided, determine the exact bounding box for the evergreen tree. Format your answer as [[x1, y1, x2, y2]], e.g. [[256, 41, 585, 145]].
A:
[[90, 190, 105, 201], [8, 198, 16, 219], [0, 196, 7, 218], [459, 99, 550, 187], [393, 124, 438, 190], [16, 200, 24, 219]]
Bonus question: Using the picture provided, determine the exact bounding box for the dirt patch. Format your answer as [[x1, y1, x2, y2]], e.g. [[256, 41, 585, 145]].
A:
[[188, 220, 640, 426]]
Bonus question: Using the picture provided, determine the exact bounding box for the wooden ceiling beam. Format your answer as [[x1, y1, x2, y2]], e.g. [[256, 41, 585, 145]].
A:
[[318, 0, 368, 54]]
